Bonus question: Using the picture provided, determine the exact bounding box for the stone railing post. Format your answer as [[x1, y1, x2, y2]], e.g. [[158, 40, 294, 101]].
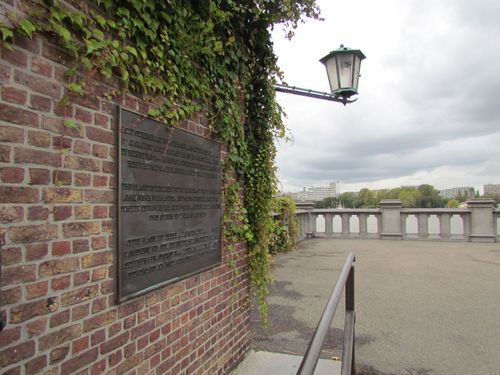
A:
[[417, 213, 429, 239], [341, 213, 350, 237], [359, 213, 368, 238], [466, 199, 497, 242], [380, 199, 403, 240], [325, 214, 333, 237], [440, 213, 451, 239]]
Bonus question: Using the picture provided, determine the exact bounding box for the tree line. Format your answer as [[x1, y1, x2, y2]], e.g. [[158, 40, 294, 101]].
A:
[[313, 184, 499, 209]]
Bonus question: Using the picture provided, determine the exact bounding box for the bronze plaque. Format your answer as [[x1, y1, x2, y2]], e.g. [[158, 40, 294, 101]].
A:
[[117, 108, 221, 301]]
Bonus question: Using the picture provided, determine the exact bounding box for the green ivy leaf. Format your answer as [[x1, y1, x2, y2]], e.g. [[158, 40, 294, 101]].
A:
[[64, 119, 77, 129], [19, 19, 36, 38]]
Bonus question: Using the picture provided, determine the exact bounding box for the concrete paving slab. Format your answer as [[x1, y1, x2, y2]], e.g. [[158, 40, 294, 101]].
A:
[[230, 350, 341, 375], [250, 239, 500, 375]]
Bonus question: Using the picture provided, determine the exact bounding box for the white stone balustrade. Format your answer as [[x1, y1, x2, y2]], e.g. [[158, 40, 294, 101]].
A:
[[293, 199, 499, 243]]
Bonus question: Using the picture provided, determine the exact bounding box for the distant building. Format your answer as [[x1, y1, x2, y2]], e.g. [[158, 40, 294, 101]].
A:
[[439, 187, 475, 199], [286, 182, 337, 202], [484, 183, 500, 195]]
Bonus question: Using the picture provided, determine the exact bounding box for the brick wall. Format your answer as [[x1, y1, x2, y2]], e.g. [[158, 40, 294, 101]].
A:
[[0, 10, 251, 375]]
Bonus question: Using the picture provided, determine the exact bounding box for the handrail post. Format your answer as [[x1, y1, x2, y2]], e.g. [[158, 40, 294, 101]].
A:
[[341, 265, 355, 375], [297, 252, 356, 375]]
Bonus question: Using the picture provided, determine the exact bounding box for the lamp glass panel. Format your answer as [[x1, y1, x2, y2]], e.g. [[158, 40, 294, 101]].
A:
[[337, 54, 354, 89], [352, 55, 361, 91], [325, 58, 339, 93]]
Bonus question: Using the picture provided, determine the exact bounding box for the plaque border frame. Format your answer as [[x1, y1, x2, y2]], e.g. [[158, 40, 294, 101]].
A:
[[115, 106, 223, 303]]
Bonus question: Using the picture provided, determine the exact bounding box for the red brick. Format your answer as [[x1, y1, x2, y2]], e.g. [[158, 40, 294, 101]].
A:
[[14, 35, 41, 54], [63, 155, 100, 171], [39, 258, 79, 277], [86, 126, 114, 145], [14, 147, 61, 167], [116, 352, 144, 375], [81, 251, 113, 270], [14, 70, 61, 98], [43, 187, 82, 203], [1, 86, 27, 105], [52, 275, 71, 290], [74, 205, 91, 219], [61, 285, 99, 307], [24, 245, 47, 264], [54, 102, 73, 117], [53, 205, 72, 220], [0, 103, 39, 127], [27, 206, 49, 221], [0, 341, 35, 368], [92, 144, 108, 159], [0, 144, 10, 162], [74, 140, 91, 155], [94, 113, 109, 128], [29, 168, 50, 185], [0, 207, 23, 223], [91, 236, 107, 250], [0, 167, 24, 183], [0, 287, 22, 306], [101, 161, 114, 174], [26, 318, 47, 337], [54, 138, 74, 154], [2, 47, 28, 67], [49, 346, 69, 364], [7, 224, 58, 243], [29, 94, 51, 112], [92, 175, 108, 187], [100, 331, 129, 354], [84, 190, 113, 203], [42, 40, 73, 65], [91, 297, 107, 314], [83, 310, 116, 332], [75, 107, 92, 123], [91, 359, 106, 374], [75, 172, 91, 186], [25, 354, 47, 374], [91, 329, 105, 346], [72, 304, 90, 321], [0, 327, 21, 349], [0, 63, 11, 81], [27, 129, 51, 148], [74, 271, 90, 286], [39, 324, 81, 351], [26, 281, 49, 299], [52, 240, 71, 256], [73, 239, 89, 253], [63, 221, 100, 237], [91, 267, 108, 282], [41, 115, 83, 138], [0, 246, 22, 266], [1, 264, 37, 285], [10, 297, 58, 323], [31, 56, 53, 77], [108, 349, 122, 367], [0, 186, 38, 203], [131, 319, 155, 340], [0, 125, 24, 143], [93, 206, 108, 218], [67, 90, 100, 110], [50, 310, 70, 328], [124, 341, 136, 357], [72, 336, 89, 354]]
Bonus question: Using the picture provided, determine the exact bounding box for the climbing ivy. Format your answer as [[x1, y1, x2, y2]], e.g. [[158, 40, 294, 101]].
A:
[[1, 0, 320, 324]]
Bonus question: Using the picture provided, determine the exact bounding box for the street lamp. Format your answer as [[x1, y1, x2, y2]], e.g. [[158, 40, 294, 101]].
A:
[[275, 44, 366, 105]]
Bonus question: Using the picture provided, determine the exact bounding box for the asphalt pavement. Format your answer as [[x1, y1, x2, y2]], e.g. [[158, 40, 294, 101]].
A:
[[250, 239, 500, 374]]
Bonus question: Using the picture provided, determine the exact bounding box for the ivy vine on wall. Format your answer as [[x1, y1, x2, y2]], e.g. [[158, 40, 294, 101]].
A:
[[1, 0, 320, 324]]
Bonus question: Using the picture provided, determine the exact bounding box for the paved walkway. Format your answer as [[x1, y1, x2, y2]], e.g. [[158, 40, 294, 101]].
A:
[[249, 239, 500, 375]]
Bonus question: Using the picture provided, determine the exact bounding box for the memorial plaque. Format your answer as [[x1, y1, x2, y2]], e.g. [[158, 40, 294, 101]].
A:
[[117, 108, 221, 301]]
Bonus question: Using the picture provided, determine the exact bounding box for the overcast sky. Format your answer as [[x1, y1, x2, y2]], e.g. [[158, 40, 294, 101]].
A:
[[272, 0, 500, 194]]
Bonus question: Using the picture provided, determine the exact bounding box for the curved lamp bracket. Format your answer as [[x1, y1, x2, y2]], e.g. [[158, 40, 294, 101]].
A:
[[274, 84, 358, 106]]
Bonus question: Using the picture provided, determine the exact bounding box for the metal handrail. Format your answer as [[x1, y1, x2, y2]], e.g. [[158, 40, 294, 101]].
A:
[[297, 252, 356, 375]]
